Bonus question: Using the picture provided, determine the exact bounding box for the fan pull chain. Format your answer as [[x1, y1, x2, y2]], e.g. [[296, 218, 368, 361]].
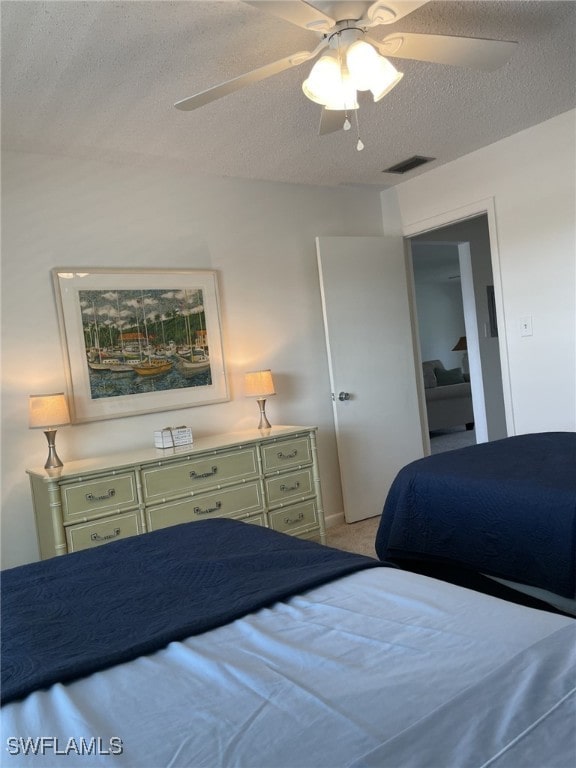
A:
[[337, 31, 354, 125], [354, 110, 364, 151], [335, 30, 362, 147]]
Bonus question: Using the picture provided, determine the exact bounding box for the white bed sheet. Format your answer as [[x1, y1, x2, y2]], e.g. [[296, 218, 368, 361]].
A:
[[2, 568, 574, 768]]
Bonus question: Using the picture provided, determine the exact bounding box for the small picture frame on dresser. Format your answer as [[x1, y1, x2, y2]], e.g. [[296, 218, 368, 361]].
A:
[[52, 268, 229, 422]]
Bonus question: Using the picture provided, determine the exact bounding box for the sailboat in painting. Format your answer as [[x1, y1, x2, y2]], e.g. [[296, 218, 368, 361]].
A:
[[132, 358, 174, 376]]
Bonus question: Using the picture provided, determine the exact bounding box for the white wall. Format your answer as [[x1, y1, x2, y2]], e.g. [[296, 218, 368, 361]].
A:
[[1, 150, 385, 567], [390, 110, 576, 436]]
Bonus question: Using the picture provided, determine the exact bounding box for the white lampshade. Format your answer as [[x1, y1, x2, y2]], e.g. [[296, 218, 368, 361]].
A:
[[369, 56, 403, 102], [346, 40, 380, 91], [324, 70, 359, 111], [29, 393, 70, 429], [244, 370, 276, 398], [302, 54, 340, 104], [302, 54, 359, 110], [346, 40, 403, 102]]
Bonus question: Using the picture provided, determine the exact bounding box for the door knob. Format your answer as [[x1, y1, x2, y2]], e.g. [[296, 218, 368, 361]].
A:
[[338, 391, 351, 401]]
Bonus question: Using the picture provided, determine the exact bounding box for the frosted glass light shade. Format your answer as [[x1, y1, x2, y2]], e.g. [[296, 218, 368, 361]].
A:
[[346, 40, 381, 91], [29, 393, 70, 429], [302, 54, 359, 110], [346, 41, 403, 102], [369, 57, 403, 102], [324, 71, 359, 111], [302, 54, 340, 104], [244, 370, 276, 398]]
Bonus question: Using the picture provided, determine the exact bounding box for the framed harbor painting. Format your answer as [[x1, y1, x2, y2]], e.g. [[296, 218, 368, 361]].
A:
[[52, 268, 229, 423]]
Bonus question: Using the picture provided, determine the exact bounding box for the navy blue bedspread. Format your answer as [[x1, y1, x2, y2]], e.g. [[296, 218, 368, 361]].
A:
[[375, 432, 576, 599], [2, 519, 384, 705]]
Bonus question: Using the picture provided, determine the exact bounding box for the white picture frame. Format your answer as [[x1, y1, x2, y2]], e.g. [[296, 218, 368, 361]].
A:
[[52, 268, 229, 423]]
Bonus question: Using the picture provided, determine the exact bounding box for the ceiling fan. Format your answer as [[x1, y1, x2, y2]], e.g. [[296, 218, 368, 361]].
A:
[[174, 1, 517, 137]]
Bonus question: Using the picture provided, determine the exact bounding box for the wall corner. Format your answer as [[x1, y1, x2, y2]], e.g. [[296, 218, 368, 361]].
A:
[[380, 187, 403, 235]]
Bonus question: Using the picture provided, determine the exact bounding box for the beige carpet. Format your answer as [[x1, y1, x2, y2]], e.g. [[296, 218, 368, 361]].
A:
[[326, 516, 381, 559], [326, 429, 476, 557]]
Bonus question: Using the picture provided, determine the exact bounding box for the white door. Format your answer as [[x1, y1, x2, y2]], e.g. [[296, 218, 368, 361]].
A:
[[316, 236, 424, 523]]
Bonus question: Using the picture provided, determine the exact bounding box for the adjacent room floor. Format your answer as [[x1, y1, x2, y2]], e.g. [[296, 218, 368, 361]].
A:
[[430, 426, 476, 454]]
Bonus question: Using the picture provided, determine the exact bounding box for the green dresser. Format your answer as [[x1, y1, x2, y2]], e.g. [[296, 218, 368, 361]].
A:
[[27, 426, 325, 559]]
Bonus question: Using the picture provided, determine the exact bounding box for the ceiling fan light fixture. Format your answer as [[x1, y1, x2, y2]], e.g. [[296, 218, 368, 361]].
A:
[[302, 54, 358, 110], [346, 40, 403, 102], [370, 58, 403, 102], [346, 40, 381, 91], [302, 53, 340, 104], [324, 71, 359, 111]]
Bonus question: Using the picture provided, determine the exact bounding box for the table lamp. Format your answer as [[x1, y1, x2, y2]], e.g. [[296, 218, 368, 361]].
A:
[[452, 336, 467, 352], [452, 336, 469, 375], [244, 370, 275, 429], [29, 392, 70, 468]]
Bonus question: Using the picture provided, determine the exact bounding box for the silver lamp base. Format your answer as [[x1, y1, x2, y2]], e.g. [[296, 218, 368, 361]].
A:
[[43, 429, 64, 469], [256, 398, 271, 430]]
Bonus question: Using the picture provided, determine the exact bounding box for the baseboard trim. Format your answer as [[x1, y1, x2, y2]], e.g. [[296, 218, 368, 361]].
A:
[[324, 511, 345, 529]]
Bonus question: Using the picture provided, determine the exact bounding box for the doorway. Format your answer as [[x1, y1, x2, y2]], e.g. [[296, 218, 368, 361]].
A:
[[408, 214, 508, 454], [315, 207, 511, 524]]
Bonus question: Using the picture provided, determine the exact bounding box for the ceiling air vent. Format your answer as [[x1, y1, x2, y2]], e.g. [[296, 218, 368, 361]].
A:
[[383, 156, 435, 174]]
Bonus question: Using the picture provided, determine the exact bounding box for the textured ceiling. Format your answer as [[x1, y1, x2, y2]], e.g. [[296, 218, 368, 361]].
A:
[[2, 0, 575, 188]]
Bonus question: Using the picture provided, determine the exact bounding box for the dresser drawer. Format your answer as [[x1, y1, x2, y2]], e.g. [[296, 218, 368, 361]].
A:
[[66, 511, 142, 553], [147, 480, 264, 531], [261, 436, 312, 473], [269, 499, 318, 537], [265, 467, 314, 507], [61, 473, 138, 522], [141, 447, 259, 502]]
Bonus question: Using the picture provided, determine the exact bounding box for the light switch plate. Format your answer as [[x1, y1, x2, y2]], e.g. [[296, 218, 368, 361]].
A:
[[520, 316, 533, 337]]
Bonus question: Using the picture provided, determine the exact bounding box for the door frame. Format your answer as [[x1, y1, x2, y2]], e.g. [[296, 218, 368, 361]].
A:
[[458, 241, 488, 442], [402, 196, 515, 438]]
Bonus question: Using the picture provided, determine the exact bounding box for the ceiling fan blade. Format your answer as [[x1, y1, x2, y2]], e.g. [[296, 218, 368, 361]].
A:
[[174, 43, 327, 111], [319, 109, 348, 135], [364, 1, 429, 27], [243, 1, 335, 32], [370, 32, 517, 71]]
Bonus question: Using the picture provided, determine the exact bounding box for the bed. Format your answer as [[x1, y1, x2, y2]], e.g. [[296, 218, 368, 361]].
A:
[[376, 431, 576, 614], [2, 517, 575, 768]]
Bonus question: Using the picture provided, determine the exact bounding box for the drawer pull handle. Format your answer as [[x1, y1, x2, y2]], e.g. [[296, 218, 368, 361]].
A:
[[85, 489, 116, 502], [194, 501, 222, 516], [90, 528, 121, 542], [280, 481, 300, 492], [277, 450, 297, 460], [284, 512, 304, 525], [190, 466, 218, 479]]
